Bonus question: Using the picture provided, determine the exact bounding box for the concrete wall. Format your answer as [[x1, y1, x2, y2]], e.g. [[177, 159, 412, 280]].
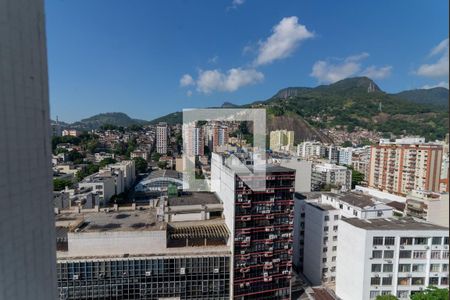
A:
[[280, 159, 312, 192], [0, 1, 57, 299]]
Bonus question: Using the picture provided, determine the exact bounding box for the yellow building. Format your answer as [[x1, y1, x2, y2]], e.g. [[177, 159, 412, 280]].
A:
[[270, 130, 295, 152]]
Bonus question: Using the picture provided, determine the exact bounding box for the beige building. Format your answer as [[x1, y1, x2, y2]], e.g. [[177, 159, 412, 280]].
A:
[[368, 138, 443, 196], [270, 130, 294, 152]]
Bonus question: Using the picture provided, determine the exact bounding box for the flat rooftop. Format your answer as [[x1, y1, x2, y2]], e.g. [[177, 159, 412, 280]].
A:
[[323, 191, 379, 209], [343, 217, 449, 231], [308, 202, 337, 211], [168, 192, 221, 206], [55, 208, 165, 233]]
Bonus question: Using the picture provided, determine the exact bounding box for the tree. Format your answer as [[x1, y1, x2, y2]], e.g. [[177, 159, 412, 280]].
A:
[[53, 178, 72, 191], [99, 157, 117, 168], [376, 295, 398, 300], [341, 140, 352, 147], [410, 287, 449, 300], [133, 157, 148, 174], [76, 163, 99, 181], [67, 150, 84, 164], [151, 152, 161, 162], [351, 169, 365, 188], [157, 160, 168, 170]]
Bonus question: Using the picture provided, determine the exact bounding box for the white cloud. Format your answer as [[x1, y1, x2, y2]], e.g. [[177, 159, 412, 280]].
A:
[[416, 38, 449, 78], [310, 53, 367, 83], [311, 52, 392, 83], [421, 81, 449, 89], [208, 56, 219, 64], [186, 90, 193, 97], [180, 74, 195, 87], [229, 0, 245, 9], [254, 16, 314, 66], [362, 65, 392, 79], [196, 68, 264, 94]]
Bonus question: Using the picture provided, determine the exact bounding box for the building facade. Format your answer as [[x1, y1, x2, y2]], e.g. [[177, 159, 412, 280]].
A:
[[156, 122, 168, 154], [368, 138, 443, 196], [336, 218, 449, 300], [270, 130, 295, 152]]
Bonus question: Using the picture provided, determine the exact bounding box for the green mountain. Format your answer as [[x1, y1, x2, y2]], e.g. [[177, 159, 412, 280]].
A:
[[149, 77, 449, 141], [393, 87, 448, 107], [71, 112, 149, 130]]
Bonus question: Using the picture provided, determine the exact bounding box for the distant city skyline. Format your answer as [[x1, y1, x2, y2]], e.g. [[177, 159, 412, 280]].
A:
[[46, 0, 448, 122]]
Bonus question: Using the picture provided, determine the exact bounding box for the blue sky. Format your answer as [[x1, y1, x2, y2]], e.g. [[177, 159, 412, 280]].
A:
[[46, 0, 449, 122]]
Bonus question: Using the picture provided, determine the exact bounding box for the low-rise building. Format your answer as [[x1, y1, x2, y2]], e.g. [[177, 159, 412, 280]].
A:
[[405, 190, 449, 227], [311, 163, 352, 191]]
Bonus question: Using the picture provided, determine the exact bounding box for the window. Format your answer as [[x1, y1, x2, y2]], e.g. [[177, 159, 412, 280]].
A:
[[429, 264, 440, 272], [370, 277, 380, 285], [322, 258, 327, 263], [444, 237, 449, 245], [382, 277, 392, 286], [383, 264, 393, 272], [397, 277, 410, 286], [324, 216, 329, 221], [443, 251, 449, 259], [332, 246, 337, 251], [373, 237, 383, 246], [398, 264, 410, 272], [323, 237, 328, 243], [411, 277, 425, 285], [428, 277, 439, 285], [377, 210, 383, 217], [431, 251, 441, 259], [322, 268, 328, 274], [334, 215, 339, 221], [323, 247, 328, 253], [442, 264, 448, 272], [370, 291, 380, 299], [332, 256, 336, 262], [353, 210, 358, 216], [400, 237, 413, 245], [333, 225, 338, 231], [384, 250, 394, 259], [432, 237, 442, 245], [333, 236, 338, 241], [371, 264, 382, 272], [372, 250, 383, 259], [385, 237, 395, 245], [397, 291, 409, 298], [399, 250, 412, 259], [324, 226, 329, 232], [381, 291, 391, 296], [441, 277, 448, 285], [412, 264, 425, 272], [412, 251, 427, 259], [414, 237, 428, 245]]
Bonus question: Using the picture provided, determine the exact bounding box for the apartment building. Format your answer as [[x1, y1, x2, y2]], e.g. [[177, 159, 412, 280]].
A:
[[338, 147, 353, 166], [211, 153, 295, 299], [368, 138, 443, 196], [211, 125, 229, 152], [311, 163, 352, 191], [156, 122, 169, 154], [336, 218, 449, 300], [78, 174, 116, 205], [56, 193, 231, 299], [108, 160, 136, 190], [270, 130, 295, 152], [184, 124, 205, 156], [404, 190, 449, 227], [297, 141, 324, 160], [352, 146, 371, 182]]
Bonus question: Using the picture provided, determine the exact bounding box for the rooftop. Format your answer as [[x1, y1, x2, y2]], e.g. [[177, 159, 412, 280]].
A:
[[168, 192, 221, 207], [55, 208, 165, 233], [148, 169, 182, 180], [308, 202, 337, 211], [342, 217, 449, 231], [323, 191, 379, 209]]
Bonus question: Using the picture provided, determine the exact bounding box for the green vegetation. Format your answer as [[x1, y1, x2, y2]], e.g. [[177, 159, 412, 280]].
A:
[[394, 87, 449, 107], [99, 157, 117, 168], [375, 295, 398, 300], [341, 141, 352, 147], [133, 157, 148, 174], [71, 112, 148, 130], [157, 160, 168, 169], [410, 287, 449, 300], [76, 163, 100, 181], [53, 178, 73, 191], [151, 152, 161, 162]]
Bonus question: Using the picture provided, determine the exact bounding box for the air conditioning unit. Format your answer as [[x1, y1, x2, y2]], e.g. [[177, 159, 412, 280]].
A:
[[180, 268, 186, 275], [213, 268, 220, 273], [239, 283, 244, 288], [425, 246, 430, 250], [240, 250, 246, 254], [263, 272, 269, 277], [400, 245, 405, 249], [72, 274, 79, 280], [272, 258, 281, 263], [145, 271, 152, 276]]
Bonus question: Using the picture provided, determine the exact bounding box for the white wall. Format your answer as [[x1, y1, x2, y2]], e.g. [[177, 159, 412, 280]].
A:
[[280, 159, 312, 192]]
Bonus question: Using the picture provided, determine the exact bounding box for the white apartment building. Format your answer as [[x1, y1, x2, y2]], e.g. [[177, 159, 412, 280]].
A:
[[297, 141, 324, 160], [327, 145, 340, 164], [368, 138, 443, 195], [336, 218, 449, 300], [352, 146, 371, 181], [270, 130, 295, 152], [311, 163, 352, 191], [405, 190, 449, 227], [108, 160, 136, 190], [299, 191, 394, 286], [78, 174, 116, 205], [156, 122, 168, 154], [280, 158, 312, 193], [303, 202, 340, 286], [338, 147, 353, 166], [184, 124, 205, 156]]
